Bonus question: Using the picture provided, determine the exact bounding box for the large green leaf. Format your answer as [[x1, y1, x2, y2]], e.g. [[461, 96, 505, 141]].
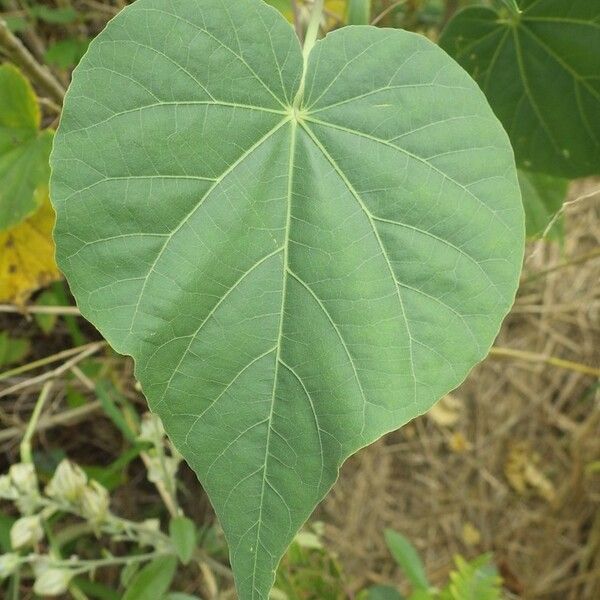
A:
[[440, 0, 600, 178], [0, 64, 54, 229], [50, 0, 524, 598]]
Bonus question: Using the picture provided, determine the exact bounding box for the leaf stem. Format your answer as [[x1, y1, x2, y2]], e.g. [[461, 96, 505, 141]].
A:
[[293, 0, 324, 109], [20, 381, 53, 463], [303, 0, 324, 60], [0, 18, 65, 104]]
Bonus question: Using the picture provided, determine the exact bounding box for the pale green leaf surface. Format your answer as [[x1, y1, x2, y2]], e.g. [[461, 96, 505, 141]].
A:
[[50, 1, 524, 598], [440, 0, 600, 178], [0, 64, 53, 229]]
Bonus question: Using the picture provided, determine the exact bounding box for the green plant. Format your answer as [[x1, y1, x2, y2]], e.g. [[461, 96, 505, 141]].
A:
[[50, 1, 523, 598], [1, 0, 597, 598], [359, 529, 502, 600]]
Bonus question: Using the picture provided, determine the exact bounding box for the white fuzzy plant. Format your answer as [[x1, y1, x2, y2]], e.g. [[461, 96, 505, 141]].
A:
[[0, 382, 183, 597]]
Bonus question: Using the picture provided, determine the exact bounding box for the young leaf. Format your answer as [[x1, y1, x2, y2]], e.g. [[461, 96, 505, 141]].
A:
[[0, 332, 30, 368], [441, 554, 502, 600], [440, 0, 600, 178], [518, 170, 567, 241], [169, 516, 197, 565], [0, 64, 54, 229], [50, 0, 524, 598], [122, 556, 177, 600], [384, 530, 429, 592]]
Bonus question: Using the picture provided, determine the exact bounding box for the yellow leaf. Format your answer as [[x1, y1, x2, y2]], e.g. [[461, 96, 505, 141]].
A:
[[0, 188, 61, 305]]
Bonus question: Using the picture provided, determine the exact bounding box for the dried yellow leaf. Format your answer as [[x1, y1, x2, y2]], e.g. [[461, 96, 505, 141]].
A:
[[504, 441, 556, 502], [0, 189, 61, 305], [461, 522, 481, 547], [427, 394, 463, 427], [448, 431, 471, 454]]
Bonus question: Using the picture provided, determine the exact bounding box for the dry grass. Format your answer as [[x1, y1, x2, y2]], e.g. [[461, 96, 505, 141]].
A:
[[321, 179, 600, 599]]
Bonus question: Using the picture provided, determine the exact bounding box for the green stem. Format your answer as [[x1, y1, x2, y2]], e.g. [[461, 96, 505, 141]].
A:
[[20, 381, 53, 464], [303, 0, 324, 60], [293, 0, 324, 109]]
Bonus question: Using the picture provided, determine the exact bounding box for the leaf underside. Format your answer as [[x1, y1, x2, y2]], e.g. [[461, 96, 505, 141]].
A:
[[50, 0, 524, 598], [440, 0, 600, 179]]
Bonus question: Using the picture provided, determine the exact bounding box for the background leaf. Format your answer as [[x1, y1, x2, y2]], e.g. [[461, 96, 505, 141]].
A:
[[518, 170, 567, 240], [440, 1, 600, 178], [0, 64, 53, 229], [51, 1, 524, 598], [122, 556, 177, 600], [384, 530, 429, 592], [169, 516, 197, 565]]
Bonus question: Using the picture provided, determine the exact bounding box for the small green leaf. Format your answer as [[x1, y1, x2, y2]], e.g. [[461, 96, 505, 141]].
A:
[[34, 289, 62, 334], [346, 0, 371, 25], [122, 556, 177, 600], [384, 530, 429, 592], [169, 517, 197, 565], [0, 64, 53, 229], [95, 380, 138, 443], [440, 1, 600, 178], [442, 554, 502, 600], [0, 332, 30, 368], [166, 594, 202, 600], [518, 170, 567, 240]]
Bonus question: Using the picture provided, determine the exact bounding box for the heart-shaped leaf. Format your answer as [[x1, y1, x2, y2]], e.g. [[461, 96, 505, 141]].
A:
[[440, 0, 600, 178], [50, 0, 524, 598]]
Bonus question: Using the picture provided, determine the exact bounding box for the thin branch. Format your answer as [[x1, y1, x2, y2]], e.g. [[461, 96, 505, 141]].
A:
[[489, 347, 600, 378], [20, 381, 53, 463], [0, 401, 102, 444], [371, 0, 407, 26], [521, 248, 600, 284], [0, 342, 106, 398], [0, 304, 81, 316], [0, 342, 105, 383], [0, 17, 65, 104]]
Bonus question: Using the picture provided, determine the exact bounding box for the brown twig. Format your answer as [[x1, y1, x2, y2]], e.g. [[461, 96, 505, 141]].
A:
[[0, 401, 102, 444], [0, 342, 105, 383], [0, 342, 106, 398], [521, 248, 600, 284], [0, 17, 65, 104], [0, 304, 81, 316]]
